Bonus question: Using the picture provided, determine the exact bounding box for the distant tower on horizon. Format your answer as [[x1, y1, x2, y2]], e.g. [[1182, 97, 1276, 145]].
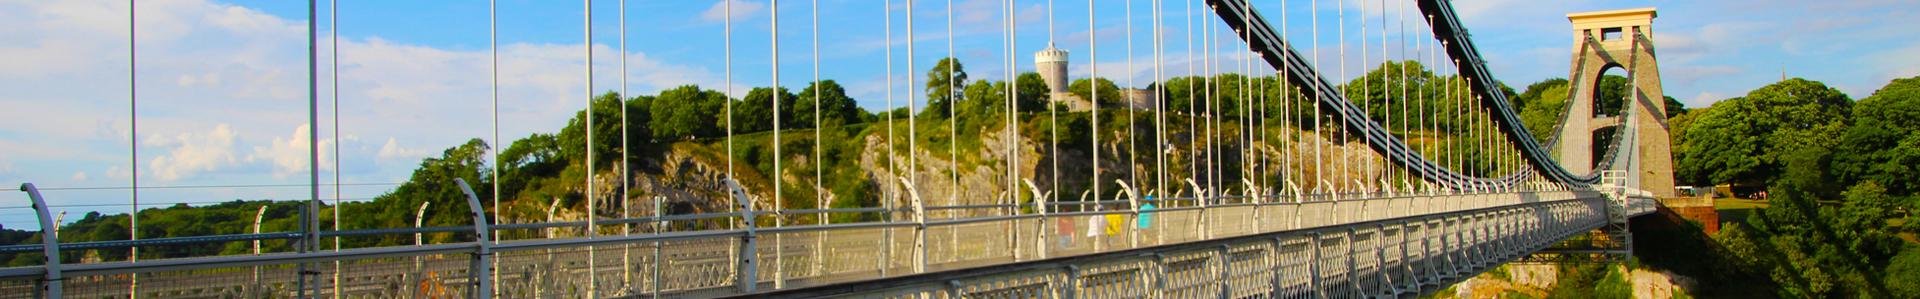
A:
[[1035, 42, 1069, 94], [1035, 42, 1090, 110]]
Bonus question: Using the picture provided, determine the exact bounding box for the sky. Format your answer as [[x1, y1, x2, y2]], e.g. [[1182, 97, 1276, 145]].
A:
[[1, 0, 1915, 229]]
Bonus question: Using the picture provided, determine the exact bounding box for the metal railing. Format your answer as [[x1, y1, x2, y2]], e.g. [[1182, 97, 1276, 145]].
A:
[[4, 180, 1650, 298], [764, 191, 1637, 298]]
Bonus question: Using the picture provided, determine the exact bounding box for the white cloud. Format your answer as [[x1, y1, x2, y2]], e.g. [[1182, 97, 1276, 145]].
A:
[[1664, 65, 1743, 88], [1865, 42, 1920, 92], [377, 137, 429, 162], [70, 171, 88, 182], [3, 0, 726, 191], [248, 124, 335, 178], [1685, 91, 1725, 108], [701, 0, 766, 23], [145, 123, 239, 181], [104, 166, 130, 180]]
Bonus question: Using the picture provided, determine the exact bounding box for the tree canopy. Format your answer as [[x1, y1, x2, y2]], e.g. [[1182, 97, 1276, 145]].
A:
[[1834, 76, 1920, 196], [1673, 78, 1852, 188], [1069, 77, 1126, 108], [734, 87, 797, 133], [924, 57, 968, 118], [795, 80, 864, 127], [649, 85, 728, 140]]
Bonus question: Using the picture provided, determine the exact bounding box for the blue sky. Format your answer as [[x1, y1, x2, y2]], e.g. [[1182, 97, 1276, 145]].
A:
[[1, 0, 1915, 229]]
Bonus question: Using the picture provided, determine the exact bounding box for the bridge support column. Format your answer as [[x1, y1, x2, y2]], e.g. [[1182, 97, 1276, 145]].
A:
[[1559, 8, 1676, 197]]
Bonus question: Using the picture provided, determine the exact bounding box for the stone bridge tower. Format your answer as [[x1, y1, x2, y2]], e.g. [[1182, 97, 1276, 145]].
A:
[[1561, 8, 1675, 197]]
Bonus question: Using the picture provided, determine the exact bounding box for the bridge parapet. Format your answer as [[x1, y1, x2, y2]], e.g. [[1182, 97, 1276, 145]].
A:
[[0, 189, 1605, 298], [762, 193, 1614, 298]]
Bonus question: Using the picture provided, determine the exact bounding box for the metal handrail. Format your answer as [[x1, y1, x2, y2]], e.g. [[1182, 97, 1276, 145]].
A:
[[2, 179, 1604, 298]]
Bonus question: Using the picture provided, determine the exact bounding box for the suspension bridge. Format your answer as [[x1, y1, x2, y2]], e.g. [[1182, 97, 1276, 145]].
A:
[[4, 0, 1676, 297]]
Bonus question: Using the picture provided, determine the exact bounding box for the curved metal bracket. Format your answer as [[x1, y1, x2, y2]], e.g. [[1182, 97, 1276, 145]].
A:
[[452, 178, 493, 298], [723, 178, 759, 292], [1021, 179, 1050, 215], [895, 178, 927, 274], [18, 183, 60, 298], [896, 178, 926, 224], [1115, 180, 1140, 212], [1286, 180, 1305, 203], [1241, 178, 1260, 203], [1184, 178, 1207, 207]]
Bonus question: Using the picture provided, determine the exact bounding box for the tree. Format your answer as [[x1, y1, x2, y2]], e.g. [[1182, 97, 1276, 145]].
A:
[[1015, 72, 1050, 112], [1674, 78, 1852, 188], [649, 85, 726, 140], [1667, 105, 1712, 185], [924, 57, 968, 118], [959, 80, 1007, 133], [1514, 78, 1569, 112], [1835, 75, 1920, 196], [557, 92, 633, 168], [796, 80, 864, 128], [1664, 96, 1687, 117], [1070, 77, 1125, 108], [1517, 82, 1570, 144], [1592, 75, 1631, 117], [499, 133, 562, 201], [353, 139, 493, 246], [734, 87, 797, 133], [1887, 247, 1920, 298], [1834, 182, 1903, 265]]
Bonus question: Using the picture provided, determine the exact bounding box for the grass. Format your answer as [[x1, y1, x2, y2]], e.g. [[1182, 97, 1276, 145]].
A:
[[1714, 198, 1771, 225]]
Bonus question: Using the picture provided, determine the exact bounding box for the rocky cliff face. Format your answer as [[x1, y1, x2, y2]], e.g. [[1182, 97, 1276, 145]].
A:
[[1447, 264, 1695, 299]]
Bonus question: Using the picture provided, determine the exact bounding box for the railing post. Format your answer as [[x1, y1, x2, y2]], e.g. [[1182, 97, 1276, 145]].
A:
[[724, 178, 759, 293], [1375, 224, 1394, 296], [1398, 221, 1416, 295], [1268, 237, 1285, 298], [1062, 265, 1080, 299], [1444, 216, 1461, 277], [1117, 180, 1141, 248], [1216, 244, 1231, 299], [1140, 253, 1163, 298], [454, 179, 495, 299], [1344, 228, 1361, 298], [19, 183, 61, 299], [652, 195, 665, 297], [1306, 231, 1322, 299], [1471, 214, 1486, 268]]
